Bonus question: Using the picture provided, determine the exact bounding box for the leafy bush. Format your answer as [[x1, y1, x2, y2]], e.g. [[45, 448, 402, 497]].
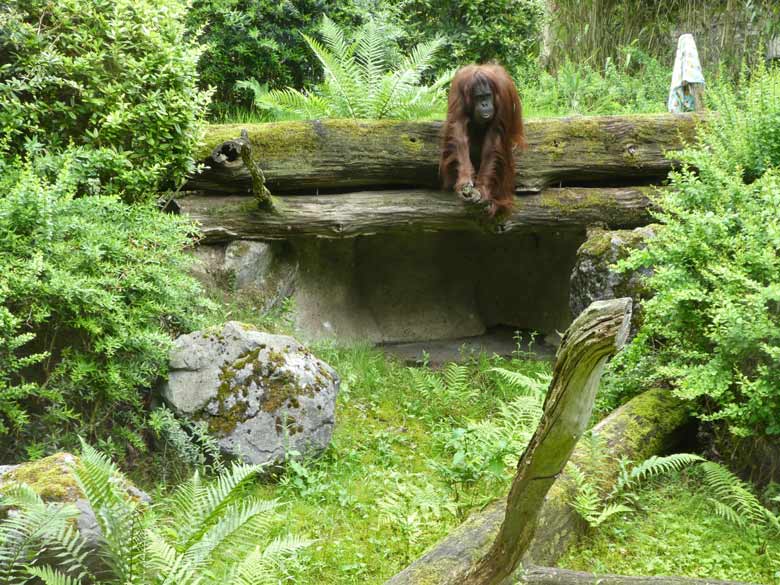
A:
[[0, 159, 209, 459], [610, 64, 780, 438], [254, 16, 451, 120], [186, 0, 382, 108], [397, 0, 545, 74], [0, 442, 309, 584], [0, 0, 211, 202]]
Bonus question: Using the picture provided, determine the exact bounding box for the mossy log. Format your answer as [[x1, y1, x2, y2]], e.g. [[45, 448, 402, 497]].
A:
[[176, 187, 655, 243], [185, 113, 702, 194], [465, 298, 633, 584], [384, 388, 692, 585], [516, 566, 757, 585]]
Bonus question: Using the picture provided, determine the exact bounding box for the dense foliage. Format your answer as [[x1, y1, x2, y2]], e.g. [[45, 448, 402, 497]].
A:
[[0, 443, 308, 584], [0, 0, 211, 202], [610, 64, 780, 438], [0, 160, 208, 459], [397, 0, 545, 75], [254, 17, 451, 120]]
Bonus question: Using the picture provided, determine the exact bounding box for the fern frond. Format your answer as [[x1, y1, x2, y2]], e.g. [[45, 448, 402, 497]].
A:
[[490, 368, 551, 397], [182, 500, 278, 568], [700, 462, 768, 529], [0, 498, 79, 585], [26, 565, 81, 585], [626, 453, 704, 486], [301, 32, 359, 118], [442, 363, 469, 393], [591, 503, 633, 526], [258, 88, 331, 119]]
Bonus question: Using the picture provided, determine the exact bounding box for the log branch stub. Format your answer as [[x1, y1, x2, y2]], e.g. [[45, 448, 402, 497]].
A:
[[517, 566, 758, 585], [464, 299, 633, 585], [177, 187, 655, 243], [185, 113, 703, 194]]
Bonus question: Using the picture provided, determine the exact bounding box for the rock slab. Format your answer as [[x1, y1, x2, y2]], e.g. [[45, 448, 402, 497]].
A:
[[162, 322, 339, 465], [569, 225, 657, 333]]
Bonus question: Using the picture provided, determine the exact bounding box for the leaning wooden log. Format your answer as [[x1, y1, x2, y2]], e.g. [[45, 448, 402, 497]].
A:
[[464, 298, 633, 585], [177, 187, 655, 243], [516, 566, 757, 585], [185, 113, 702, 194], [384, 387, 691, 585]]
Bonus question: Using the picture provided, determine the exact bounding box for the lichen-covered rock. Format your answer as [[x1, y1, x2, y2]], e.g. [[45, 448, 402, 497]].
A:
[[0, 453, 150, 571], [569, 225, 657, 332], [162, 322, 339, 466]]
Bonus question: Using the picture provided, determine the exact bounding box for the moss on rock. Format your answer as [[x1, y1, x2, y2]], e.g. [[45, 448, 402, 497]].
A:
[[0, 453, 82, 503]]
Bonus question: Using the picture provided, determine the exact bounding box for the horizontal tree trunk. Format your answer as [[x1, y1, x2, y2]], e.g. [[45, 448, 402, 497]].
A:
[[185, 114, 702, 194], [177, 187, 655, 243], [467, 299, 633, 585], [384, 388, 691, 585], [517, 566, 757, 585]]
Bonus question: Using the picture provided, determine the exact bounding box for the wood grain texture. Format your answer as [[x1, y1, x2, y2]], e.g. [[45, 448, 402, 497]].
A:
[[177, 187, 656, 243]]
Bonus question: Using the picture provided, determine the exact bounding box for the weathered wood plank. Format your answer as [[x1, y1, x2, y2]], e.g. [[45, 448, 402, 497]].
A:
[[177, 187, 655, 243], [185, 114, 701, 194], [463, 299, 633, 584]]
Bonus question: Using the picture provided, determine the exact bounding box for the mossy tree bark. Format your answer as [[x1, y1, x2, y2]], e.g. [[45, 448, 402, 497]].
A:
[[176, 187, 655, 243], [185, 113, 702, 194], [462, 298, 633, 585]]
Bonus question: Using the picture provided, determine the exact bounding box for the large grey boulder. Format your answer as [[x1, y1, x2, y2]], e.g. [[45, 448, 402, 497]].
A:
[[162, 322, 339, 466], [569, 225, 657, 333]]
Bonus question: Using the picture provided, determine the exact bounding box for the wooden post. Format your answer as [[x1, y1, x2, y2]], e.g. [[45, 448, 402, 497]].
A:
[[463, 298, 633, 584]]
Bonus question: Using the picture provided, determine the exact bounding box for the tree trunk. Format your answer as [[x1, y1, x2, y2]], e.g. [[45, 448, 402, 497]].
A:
[[384, 388, 692, 585], [185, 114, 702, 194], [463, 299, 633, 585], [517, 566, 758, 585], [176, 187, 655, 243]]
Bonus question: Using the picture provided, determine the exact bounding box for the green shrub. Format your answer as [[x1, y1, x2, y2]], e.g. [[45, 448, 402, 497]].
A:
[[397, 0, 545, 74], [0, 0, 211, 202], [610, 65, 780, 438], [0, 158, 209, 459], [255, 16, 450, 120]]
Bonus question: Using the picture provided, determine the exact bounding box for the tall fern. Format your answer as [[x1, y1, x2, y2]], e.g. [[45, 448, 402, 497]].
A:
[[0, 443, 310, 584], [254, 16, 451, 120]]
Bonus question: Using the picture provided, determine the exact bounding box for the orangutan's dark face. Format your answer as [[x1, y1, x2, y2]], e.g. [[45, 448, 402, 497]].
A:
[[471, 80, 495, 126]]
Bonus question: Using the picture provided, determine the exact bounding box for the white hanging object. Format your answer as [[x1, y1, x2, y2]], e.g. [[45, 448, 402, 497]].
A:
[[668, 34, 705, 113]]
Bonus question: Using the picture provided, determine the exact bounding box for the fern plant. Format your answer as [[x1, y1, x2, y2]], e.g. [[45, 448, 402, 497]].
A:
[[252, 16, 452, 120], [700, 461, 780, 537], [0, 442, 309, 585], [568, 433, 704, 528]]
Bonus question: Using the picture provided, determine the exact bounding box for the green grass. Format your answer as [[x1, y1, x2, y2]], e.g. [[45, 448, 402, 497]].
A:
[[248, 344, 550, 583], [559, 473, 780, 584]]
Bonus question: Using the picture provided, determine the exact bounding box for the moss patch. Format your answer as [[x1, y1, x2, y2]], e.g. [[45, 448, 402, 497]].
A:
[[0, 453, 81, 503]]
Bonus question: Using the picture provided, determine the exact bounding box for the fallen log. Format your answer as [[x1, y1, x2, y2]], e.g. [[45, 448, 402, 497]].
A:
[[465, 298, 633, 584], [384, 388, 691, 585], [185, 113, 702, 194], [516, 566, 758, 585], [177, 187, 655, 243]]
